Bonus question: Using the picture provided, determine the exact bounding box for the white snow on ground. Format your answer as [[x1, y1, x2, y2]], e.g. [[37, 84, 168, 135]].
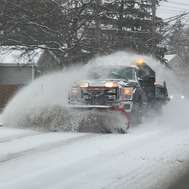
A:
[[1, 101, 189, 189], [0, 114, 2, 126], [1, 52, 189, 189]]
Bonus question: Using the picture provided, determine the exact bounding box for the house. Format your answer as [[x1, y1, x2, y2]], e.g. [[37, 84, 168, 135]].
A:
[[165, 54, 187, 72], [165, 54, 189, 95], [0, 46, 61, 110]]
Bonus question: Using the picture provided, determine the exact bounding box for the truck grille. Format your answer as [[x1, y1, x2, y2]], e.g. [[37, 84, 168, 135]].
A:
[[81, 87, 118, 105]]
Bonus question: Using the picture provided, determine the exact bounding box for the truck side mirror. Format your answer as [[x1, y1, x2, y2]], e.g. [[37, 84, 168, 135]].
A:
[[163, 81, 166, 87]]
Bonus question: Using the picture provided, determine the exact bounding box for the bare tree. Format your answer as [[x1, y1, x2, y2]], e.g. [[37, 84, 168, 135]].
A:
[[166, 19, 189, 66], [0, 0, 168, 67]]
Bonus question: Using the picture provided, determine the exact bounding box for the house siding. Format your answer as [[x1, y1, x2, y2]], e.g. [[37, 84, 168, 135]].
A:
[[0, 85, 21, 111], [0, 66, 33, 85], [0, 48, 61, 110], [0, 65, 35, 109]]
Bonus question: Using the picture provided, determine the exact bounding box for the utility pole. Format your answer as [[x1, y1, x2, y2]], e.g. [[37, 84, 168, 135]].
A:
[[118, 0, 124, 49], [95, 0, 101, 55], [152, 0, 156, 52]]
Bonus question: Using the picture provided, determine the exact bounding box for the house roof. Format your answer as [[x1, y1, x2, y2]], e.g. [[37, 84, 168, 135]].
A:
[[0, 46, 44, 64], [165, 54, 186, 65], [164, 54, 176, 62]]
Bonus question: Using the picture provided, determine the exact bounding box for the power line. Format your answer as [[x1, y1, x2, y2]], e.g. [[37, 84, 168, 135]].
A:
[[159, 9, 188, 13], [161, 5, 189, 11], [157, 0, 189, 20], [158, 11, 181, 14], [169, 1, 189, 7], [163, 11, 189, 23]]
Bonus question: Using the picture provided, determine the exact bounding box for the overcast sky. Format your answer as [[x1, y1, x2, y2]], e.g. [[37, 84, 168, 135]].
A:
[[157, 0, 189, 21]]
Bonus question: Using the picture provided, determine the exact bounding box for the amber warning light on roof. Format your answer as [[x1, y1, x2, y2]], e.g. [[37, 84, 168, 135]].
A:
[[135, 59, 145, 65]]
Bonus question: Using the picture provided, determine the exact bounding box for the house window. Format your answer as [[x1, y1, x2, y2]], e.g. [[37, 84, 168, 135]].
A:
[[35, 70, 42, 78]]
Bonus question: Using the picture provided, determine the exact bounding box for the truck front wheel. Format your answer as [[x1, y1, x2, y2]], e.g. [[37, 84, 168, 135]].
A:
[[130, 101, 142, 126]]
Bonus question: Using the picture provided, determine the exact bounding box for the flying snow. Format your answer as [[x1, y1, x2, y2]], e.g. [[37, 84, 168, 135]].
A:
[[2, 51, 189, 132]]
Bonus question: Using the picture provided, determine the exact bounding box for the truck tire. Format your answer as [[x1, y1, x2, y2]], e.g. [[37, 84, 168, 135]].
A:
[[130, 102, 142, 126], [151, 101, 163, 115]]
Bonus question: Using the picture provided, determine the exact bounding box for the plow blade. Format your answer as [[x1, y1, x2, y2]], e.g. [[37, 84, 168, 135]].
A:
[[65, 105, 131, 133], [17, 105, 130, 134]]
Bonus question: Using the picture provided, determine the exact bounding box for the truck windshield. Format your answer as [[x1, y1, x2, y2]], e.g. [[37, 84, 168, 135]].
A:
[[87, 66, 135, 81]]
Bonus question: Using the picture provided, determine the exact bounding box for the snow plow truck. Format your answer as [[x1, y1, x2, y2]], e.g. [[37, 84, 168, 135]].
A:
[[68, 59, 169, 133]]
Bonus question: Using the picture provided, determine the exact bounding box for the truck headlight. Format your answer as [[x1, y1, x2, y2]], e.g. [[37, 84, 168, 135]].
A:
[[124, 88, 133, 95], [70, 88, 78, 100], [104, 82, 118, 88], [124, 88, 133, 100], [71, 88, 78, 94], [80, 82, 89, 88]]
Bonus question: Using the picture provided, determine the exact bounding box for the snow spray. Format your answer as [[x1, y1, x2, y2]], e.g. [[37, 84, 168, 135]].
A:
[[2, 51, 189, 132]]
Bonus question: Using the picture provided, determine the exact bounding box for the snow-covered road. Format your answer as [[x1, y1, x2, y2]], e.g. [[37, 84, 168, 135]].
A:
[[1, 105, 189, 189]]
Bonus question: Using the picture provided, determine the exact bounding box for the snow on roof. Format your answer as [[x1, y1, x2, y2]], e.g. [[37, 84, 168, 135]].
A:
[[165, 54, 186, 66], [0, 46, 44, 64], [164, 54, 176, 62]]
